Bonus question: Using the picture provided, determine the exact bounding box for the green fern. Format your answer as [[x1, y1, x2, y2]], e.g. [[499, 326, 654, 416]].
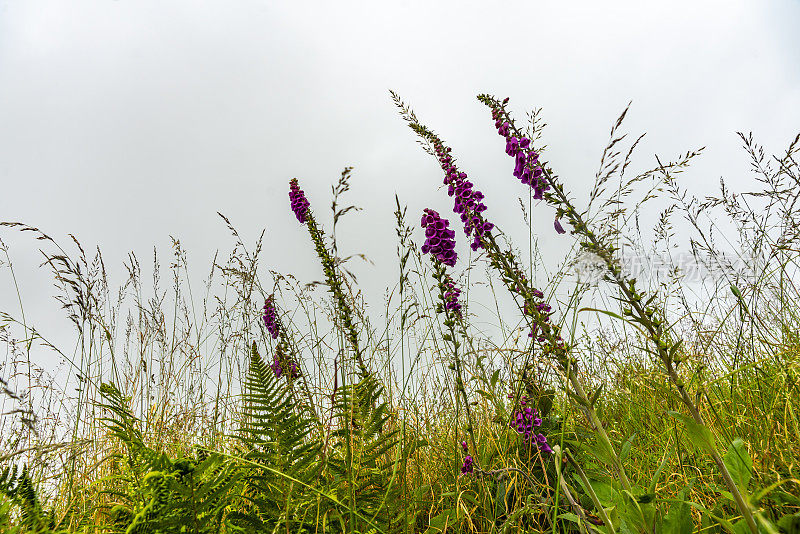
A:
[[98, 383, 241, 533], [228, 342, 321, 531], [0, 464, 66, 533], [326, 375, 409, 532]]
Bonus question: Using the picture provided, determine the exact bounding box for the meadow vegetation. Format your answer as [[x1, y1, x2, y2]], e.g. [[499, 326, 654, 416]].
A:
[[0, 93, 799, 533]]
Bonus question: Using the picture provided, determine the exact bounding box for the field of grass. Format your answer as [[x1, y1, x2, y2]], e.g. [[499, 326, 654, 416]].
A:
[[1, 94, 799, 533]]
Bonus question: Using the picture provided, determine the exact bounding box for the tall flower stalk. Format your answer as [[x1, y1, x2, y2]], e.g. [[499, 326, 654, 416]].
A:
[[478, 94, 759, 534], [420, 208, 478, 475], [289, 178, 369, 379], [394, 94, 634, 504]]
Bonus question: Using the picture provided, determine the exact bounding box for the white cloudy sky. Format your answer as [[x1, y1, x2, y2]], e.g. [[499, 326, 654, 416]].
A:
[[1, 0, 799, 370]]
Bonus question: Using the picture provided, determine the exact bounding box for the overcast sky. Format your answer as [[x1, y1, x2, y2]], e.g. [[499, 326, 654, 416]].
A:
[[1, 0, 799, 372]]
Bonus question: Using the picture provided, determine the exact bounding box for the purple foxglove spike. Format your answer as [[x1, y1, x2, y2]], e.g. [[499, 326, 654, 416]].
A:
[[289, 178, 311, 224], [263, 296, 280, 339]]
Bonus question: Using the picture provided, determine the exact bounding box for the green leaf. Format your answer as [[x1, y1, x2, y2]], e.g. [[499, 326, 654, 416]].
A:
[[621, 433, 636, 462], [732, 518, 751, 534], [490, 369, 500, 389], [461, 492, 479, 507], [558, 512, 581, 525], [567, 390, 589, 407], [476, 389, 494, 401], [578, 307, 648, 335], [730, 284, 742, 299], [649, 444, 673, 494], [723, 438, 752, 492], [777, 513, 800, 534], [573, 475, 614, 507], [426, 508, 456, 532], [772, 490, 800, 507], [494, 480, 507, 518], [667, 411, 716, 454], [613, 489, 649, 534], [590, 384, 604, 407], [662, 489, 693, 534]]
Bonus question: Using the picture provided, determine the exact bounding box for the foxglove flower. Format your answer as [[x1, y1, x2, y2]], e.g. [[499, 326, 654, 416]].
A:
[[271, 355, 283, 378], [420, 208, 457, 267], [262, 295, 279, 339], [511, 272, 559, 341], [432, 141, 494, 251], [512, 405, 542, 442], [491, 107, 551, 201], [263, 296, 301, 380], [289, 178, 311, 224], [442, 274, 462, 318], [460, 454, 474, 474], [511, 395, 552, 454], [536, 433, 553, 454], [271, 345, 300, 380]]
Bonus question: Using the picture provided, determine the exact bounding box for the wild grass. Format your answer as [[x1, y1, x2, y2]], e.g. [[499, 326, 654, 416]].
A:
[[0, 93, 798, 533]]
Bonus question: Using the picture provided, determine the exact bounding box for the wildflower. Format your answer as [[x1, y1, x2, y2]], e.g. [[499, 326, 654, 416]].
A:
[[262, 296, 300, 380], [271, 343, 301, 380], [420, 208, 457, 267], [432, 142, 494, 251], [442, 275, 462, 318], [512, 406, 542, 441], [271, 356, 283, 378], [536, 433, 553, 454], [460, 455, 474, 474], [554, 218, 566, 234], [491, 107, 550, 201], [461, 441, 468, 453], [289, 175, 369, 378], [511, 404, 552, 454], [289, 178, 311, 223], [262, 295, 279, 339]]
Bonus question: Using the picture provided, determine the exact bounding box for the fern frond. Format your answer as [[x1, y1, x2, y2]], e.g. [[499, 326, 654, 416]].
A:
[[98, 383, 242, 533], [229, 342, 321, 530], [0, 464, 62, 532]]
